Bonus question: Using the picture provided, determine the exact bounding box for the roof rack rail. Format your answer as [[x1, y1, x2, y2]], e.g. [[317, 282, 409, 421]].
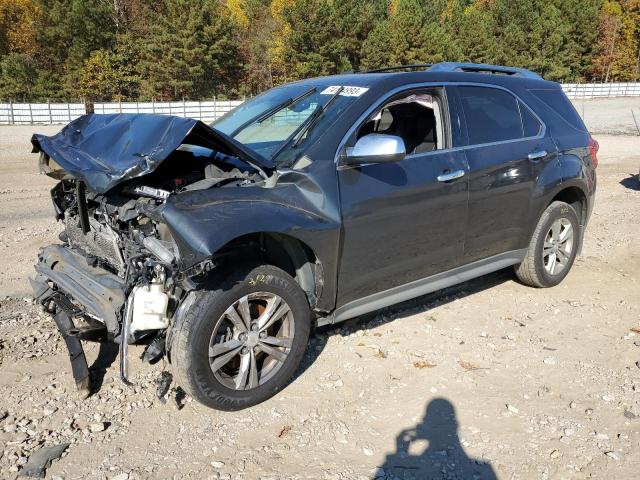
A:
[[428, 62, 542, 80], [362, 64, 432, 73]]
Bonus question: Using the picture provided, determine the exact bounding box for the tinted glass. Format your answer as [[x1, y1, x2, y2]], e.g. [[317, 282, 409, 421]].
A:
[[459, 86, 522, 144], [529, 89, 587, 132], [520, 102, 542, 137]]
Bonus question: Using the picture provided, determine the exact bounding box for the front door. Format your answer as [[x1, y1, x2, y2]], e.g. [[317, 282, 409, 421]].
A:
[[336, 87, 469, 307]]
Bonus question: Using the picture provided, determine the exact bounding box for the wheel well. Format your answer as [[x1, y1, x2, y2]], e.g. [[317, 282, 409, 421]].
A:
[[210, 233, 322, 308], [550, 187, 587, 227]]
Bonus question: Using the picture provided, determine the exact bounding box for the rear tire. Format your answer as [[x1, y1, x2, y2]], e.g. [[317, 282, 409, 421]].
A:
[[172, 264, 311, 411], [515, 201, 580, 288]]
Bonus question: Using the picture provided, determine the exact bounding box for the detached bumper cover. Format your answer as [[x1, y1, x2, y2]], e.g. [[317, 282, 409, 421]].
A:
[[31, 245, 126, 334]]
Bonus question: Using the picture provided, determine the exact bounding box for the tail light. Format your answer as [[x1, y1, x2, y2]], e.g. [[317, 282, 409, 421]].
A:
[[588, 137, 599, 168]]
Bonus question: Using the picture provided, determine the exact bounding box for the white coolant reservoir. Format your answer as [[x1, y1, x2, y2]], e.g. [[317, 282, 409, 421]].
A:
[[129, 282, 169, 335]]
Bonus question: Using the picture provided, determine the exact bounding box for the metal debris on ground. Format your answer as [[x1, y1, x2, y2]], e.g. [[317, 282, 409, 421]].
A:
[[21, 443, 70, 478]]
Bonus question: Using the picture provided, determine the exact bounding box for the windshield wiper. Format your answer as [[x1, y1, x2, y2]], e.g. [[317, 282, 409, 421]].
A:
[[269, 87, 344, 160], [291, 87, 344, 148], [229, 86, 317, 137]]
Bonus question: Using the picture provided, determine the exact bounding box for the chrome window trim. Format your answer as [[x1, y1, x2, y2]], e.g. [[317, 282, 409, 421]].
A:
[[333, 81, 547, 167]]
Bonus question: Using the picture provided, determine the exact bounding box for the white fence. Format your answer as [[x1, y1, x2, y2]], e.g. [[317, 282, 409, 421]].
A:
[[2, 82, 640, 124], [0, 102, 86, 124], [561, 83, 640, 98], [0, 99, 243, 125], [93, 100, 242, 123]]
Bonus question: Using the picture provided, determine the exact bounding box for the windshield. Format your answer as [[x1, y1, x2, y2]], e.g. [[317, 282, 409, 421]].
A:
[[212, 84, 364, 164]]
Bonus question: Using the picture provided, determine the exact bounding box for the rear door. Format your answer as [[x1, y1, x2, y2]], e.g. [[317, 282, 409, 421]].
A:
[[336, 86, 469, 306], [454, 85, 557, 263]]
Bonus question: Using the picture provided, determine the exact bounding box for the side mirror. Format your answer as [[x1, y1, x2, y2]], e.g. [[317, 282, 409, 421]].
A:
[[343, 134, 406, 165]]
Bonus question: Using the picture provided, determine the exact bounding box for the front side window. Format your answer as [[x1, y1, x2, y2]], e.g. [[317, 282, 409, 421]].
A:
[[459, 86, 528, 145], [356, 91, 446, 155]]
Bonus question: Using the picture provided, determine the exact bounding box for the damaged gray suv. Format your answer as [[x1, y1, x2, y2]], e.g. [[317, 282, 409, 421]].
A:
[[31, 63, 597, 410]]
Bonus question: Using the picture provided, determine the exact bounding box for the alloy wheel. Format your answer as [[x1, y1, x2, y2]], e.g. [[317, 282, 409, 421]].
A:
[[208, 292, 294, 390], [543, 218, 574, 275]]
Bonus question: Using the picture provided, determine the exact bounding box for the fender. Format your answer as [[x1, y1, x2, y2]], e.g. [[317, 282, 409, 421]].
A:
[[159, 183, 342, 311], [526, 148, 594, 252]]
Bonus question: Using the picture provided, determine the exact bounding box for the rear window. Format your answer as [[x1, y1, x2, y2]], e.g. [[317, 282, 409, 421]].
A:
[[529, 89, 587, 132], [459, 86, 523, 144]]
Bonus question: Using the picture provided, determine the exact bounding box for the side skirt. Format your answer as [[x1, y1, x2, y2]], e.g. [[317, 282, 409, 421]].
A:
[[319, 249, 527, 326]]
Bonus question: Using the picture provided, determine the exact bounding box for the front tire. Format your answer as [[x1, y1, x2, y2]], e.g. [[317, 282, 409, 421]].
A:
[[172, 264, 311, 411], [515, 201, 580, 288]]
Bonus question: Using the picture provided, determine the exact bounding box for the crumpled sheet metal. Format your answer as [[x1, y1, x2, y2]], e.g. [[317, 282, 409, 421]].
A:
[[31, 113, 273, 194]]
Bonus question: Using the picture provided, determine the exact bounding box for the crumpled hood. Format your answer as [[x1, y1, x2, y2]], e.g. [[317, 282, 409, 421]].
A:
[[31, 113, 274, 194]]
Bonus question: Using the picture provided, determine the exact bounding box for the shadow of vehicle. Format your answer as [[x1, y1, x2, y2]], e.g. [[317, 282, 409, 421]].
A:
[[335, 268, 513, 337], [374, 398, 497, 480], [88, 341, 119, 394], [620, 173, 640, 191], [293, 268, 513, 382], [83, 268, 514, 392], [84, 269, 513, 394]]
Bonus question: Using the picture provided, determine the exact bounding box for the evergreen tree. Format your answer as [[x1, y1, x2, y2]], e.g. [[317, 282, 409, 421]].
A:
[[450, 2, 497, 64], [360, 20, 394, 70], [78, 40, 141, 101], [0, 52, 36, 99], [138, 0, 241, 99], [33, 0, 117, 98], [361, 0, 461, 68], [1, 0, 637, 101]]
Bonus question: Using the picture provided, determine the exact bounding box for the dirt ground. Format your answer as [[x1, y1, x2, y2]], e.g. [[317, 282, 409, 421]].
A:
[[0, 125, 639, 480]]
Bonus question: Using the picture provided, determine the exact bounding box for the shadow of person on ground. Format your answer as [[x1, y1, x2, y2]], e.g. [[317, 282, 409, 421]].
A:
[[375, 398, 497, 480], [620, 173, 639, 191]]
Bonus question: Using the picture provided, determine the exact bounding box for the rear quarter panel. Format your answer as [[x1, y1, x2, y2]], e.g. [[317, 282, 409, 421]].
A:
[[517, 86, 596, 240]]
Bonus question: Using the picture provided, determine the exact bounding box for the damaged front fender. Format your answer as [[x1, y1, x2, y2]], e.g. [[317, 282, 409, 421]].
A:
[[160, 173, 342, 311], [162, 197, 333, 265]]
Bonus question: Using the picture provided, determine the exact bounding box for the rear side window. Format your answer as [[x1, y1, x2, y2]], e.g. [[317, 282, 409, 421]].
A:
[[459, 86, 523, 144], [520, 102, 543, 137], [529, 89, 587, 132]]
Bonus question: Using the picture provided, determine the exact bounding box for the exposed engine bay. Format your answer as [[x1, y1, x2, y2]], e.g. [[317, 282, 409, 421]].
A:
[[51, 145, 263, 279], [29, 113, 278, 394]]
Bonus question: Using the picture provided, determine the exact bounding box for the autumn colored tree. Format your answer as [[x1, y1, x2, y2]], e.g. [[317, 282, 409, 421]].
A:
[[1, 0, 638, 101], [591, 1, 639, 81], [0, 0, 42, 56]]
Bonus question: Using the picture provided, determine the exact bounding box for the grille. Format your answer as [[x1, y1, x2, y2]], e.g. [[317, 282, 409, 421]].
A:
[[65, 213, 125, 274]]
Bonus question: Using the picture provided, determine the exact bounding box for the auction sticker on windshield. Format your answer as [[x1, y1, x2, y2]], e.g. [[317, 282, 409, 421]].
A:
[[321, 86, 369, 97]]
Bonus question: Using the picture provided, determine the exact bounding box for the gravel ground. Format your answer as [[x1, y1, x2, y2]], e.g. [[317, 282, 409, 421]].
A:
[[0, 125, 639, 480], [570, 97, 640, 135]]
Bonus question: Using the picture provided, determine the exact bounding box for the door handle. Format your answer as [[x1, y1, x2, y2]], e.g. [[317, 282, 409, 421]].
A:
[[527, 150, 547, 160], [437, 169, 466, 182]]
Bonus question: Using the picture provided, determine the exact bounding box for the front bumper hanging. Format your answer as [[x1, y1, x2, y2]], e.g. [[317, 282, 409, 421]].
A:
[[31, 244, 127, 394], [30, 279, 91, 396]]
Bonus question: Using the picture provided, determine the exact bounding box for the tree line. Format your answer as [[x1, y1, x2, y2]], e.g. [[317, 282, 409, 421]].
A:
[[0, 0, 638, 102]]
